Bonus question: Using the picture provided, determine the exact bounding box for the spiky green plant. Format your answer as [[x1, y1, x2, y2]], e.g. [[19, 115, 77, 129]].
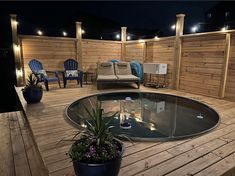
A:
[[67, 101, 122, 163], [23, 73, 42, 90]]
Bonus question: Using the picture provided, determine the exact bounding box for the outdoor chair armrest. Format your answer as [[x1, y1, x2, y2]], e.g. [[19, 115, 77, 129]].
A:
[[46, 70, 59, 77]]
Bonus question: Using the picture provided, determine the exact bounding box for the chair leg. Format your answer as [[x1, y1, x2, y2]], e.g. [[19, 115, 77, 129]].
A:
[[45, 81, 49, 91], [58, 79, 61, 88], [137, 82, 140, 89], [80, 79, 83, 87], [64, 79, 67, 88]]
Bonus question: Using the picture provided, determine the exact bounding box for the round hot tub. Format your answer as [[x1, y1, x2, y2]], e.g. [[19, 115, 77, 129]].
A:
[[66, 92, 220, 141]]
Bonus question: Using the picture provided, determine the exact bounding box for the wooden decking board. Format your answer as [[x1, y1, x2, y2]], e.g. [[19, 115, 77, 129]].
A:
[[165, 153, 221, 176], [0, 111, 48, 176], [14, 85, 235, 176], [121, 140, 187, 168], [0, 113, 15, 176], [135, 139, 226, 176], [195, 153, 235, 176]]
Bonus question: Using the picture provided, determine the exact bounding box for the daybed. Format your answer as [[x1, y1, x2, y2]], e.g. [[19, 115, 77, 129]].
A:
[[97, 62, 140, 89]]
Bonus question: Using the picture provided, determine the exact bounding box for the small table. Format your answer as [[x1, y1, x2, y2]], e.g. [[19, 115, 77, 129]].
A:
[[83, 71, 95, 84]]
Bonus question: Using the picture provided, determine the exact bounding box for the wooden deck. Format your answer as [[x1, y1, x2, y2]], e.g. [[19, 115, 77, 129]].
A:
[[13, 84, 235, 176]]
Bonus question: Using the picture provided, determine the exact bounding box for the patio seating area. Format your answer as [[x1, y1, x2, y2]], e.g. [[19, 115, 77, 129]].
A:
[[3, 85, 233, 176], [3, 12, 235, 176]]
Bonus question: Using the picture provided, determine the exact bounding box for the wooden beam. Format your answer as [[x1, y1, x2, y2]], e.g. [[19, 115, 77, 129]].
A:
[[219, 33, 231, 98], [10, 14, 24, 86], [121, 27, 127, 61], [173, 14, 185, 90], [76, 21, 83, 69]]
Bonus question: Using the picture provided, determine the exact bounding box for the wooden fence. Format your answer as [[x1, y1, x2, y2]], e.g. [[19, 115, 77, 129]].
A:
[[18, 30, 235, 101]]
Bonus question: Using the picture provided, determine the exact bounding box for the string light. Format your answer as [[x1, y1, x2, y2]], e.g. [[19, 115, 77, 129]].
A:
[[191, 25, 198, 33], [37, 30, 43, 36], [171, 24, 176, 30], [221, 25, 229, 31], [154, 36, 159, 40], [82, 29, 85, 34], [116, 34, 120, 39], [62, 31, 67, 36], [127, 35, 131, 40]]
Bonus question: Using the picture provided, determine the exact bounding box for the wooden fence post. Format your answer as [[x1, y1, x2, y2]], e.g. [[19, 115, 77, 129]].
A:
[[173, 14, 185, 90], [10, 14, 24, 86], [121, 27, 127, 61], [219, 33, 231, 98], [76, 21, 83, 69]]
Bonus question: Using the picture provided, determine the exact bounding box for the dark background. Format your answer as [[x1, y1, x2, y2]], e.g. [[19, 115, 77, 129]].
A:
[[1, 1, 235, 112]]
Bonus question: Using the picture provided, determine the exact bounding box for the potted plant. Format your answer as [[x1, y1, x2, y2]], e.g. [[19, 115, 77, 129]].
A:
[[67, 102, 124, 176], [22, 73, 43, 103]]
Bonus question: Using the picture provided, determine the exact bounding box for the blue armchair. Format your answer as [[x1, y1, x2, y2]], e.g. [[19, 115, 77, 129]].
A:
[[28, 59, 61, 91], [63, 59, 83, 88]]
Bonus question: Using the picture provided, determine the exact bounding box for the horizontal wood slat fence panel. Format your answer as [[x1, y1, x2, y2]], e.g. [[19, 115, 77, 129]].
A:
[[19, 31, 235, 101], [82, 39, 122, 72], [225, 33, 235, 101], [21, 37, 76, 81], [179, 34, 226, 98]]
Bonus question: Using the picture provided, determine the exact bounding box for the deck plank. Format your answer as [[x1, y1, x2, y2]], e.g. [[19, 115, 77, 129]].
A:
[[15, 85, 235, 176]]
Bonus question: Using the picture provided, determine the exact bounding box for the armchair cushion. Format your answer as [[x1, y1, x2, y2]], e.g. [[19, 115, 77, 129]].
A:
[[36, 70, 47, 80], [65, 70, 79, 77]]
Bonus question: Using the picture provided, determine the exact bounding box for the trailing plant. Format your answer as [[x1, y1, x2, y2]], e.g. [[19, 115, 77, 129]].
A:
[[67, 101, 122, 163]]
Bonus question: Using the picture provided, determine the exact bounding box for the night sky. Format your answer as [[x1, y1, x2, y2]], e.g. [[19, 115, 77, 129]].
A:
[[0, 1, 223, 40]]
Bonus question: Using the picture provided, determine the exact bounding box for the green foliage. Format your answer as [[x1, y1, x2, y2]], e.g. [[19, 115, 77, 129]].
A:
[[67, 101, 122, 163], [23, 73, 42, 90]]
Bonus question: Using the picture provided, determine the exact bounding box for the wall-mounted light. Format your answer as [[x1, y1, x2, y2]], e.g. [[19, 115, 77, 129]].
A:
[[171, 24, 176, 30], [127, 35, 131, 40], [82, 29, 85, 34], [62, 31, 67, 36], [37, 30, 43, 36], [116, 34, 120, 39], [13, 20, 18, 26], [13, 44, 20, 52]]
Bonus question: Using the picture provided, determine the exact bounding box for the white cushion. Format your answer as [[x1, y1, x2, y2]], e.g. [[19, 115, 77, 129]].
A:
[[116, 74, 139, 80], [65, 70, 78, 77], [36, 70, 47, 79], [97, 75, 118, 81]]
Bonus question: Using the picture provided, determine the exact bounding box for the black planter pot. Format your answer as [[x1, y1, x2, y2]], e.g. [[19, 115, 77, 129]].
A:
[[22, 87, 43, 104], [72, 141, 124, 176]]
